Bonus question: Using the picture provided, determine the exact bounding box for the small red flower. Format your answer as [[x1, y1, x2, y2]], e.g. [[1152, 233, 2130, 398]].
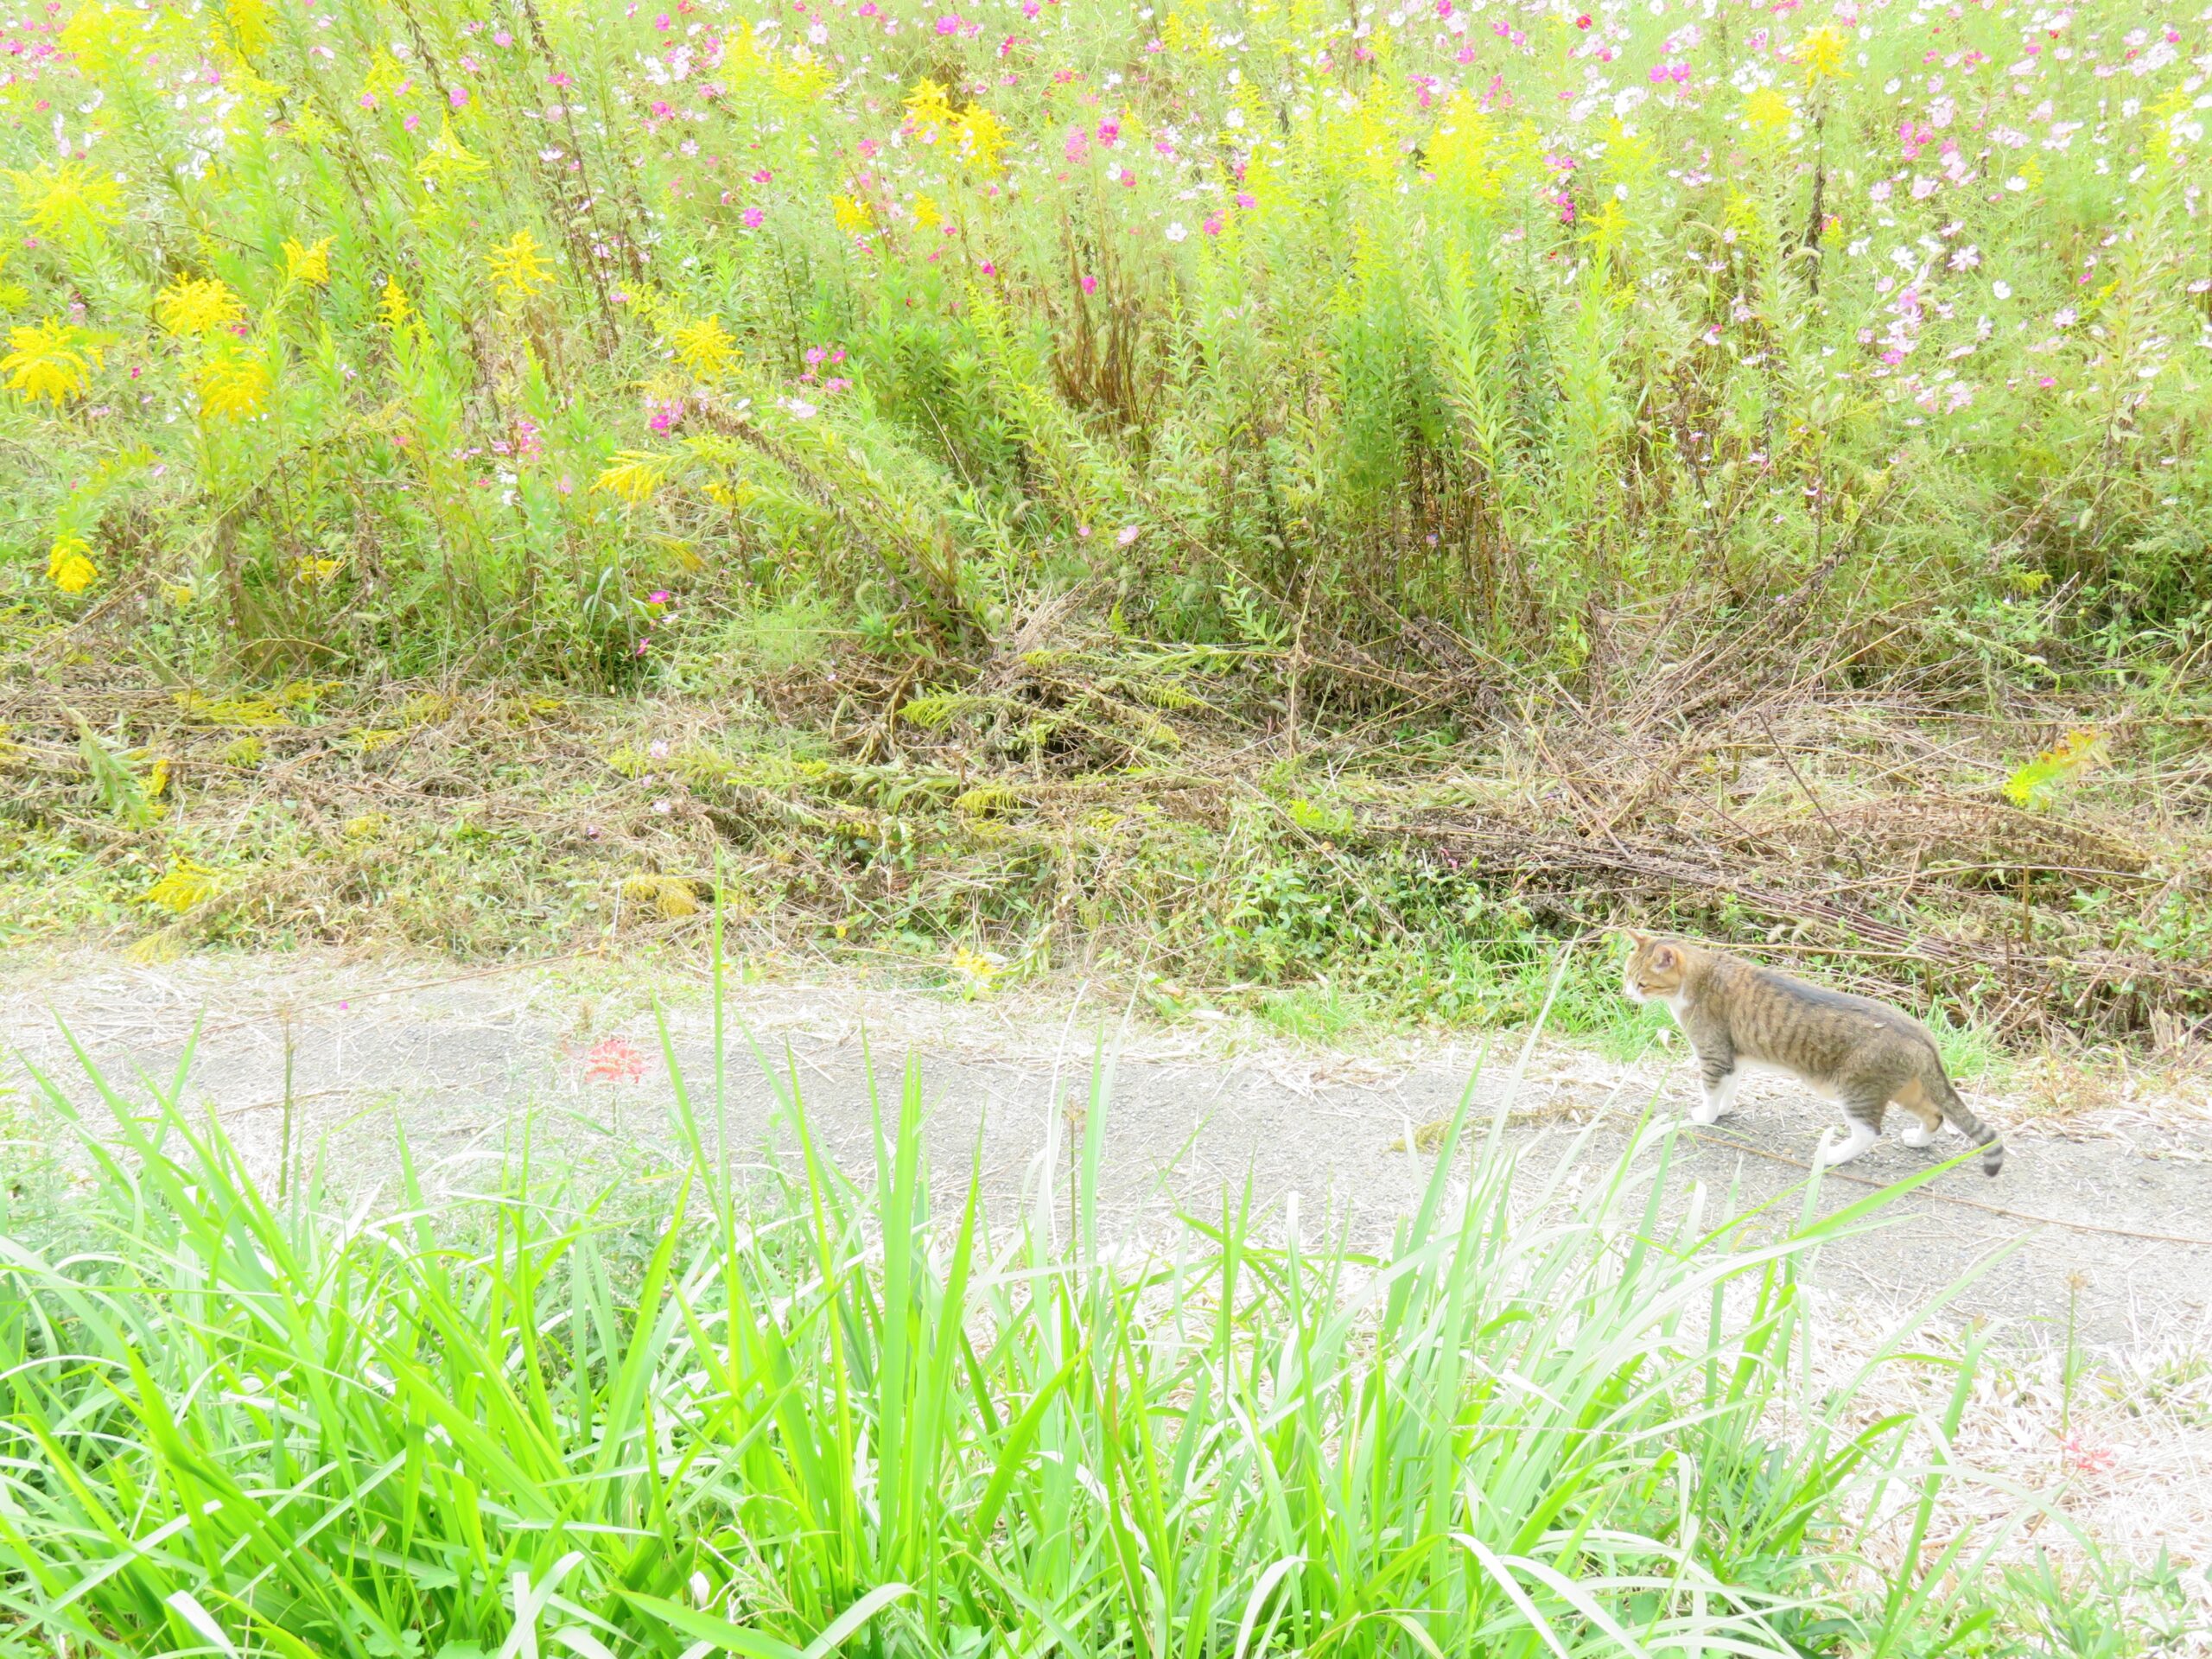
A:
[[583, 1036, 648, 1083]]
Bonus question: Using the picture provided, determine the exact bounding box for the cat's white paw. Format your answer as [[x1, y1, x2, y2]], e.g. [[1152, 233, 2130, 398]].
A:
[[1897, 1118, 1937, 1148], [1688, 1100, 1722, 1126], [1814, 1122, 1880, 1168]]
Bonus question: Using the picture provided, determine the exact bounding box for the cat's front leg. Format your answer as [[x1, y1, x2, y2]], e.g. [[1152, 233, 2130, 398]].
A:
[[1688, 1041, 1738, 1125]]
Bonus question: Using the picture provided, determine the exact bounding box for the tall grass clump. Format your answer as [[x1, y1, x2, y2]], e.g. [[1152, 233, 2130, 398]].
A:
[[0, 999, 2043, 1656], [2, 0, 2206, 681]]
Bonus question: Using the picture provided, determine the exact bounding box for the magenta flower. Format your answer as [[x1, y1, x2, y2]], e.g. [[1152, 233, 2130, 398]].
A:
[[979, 259, 997, 275], [1235, 190, 1255, 209], [934, 13, 961, 34], [741, 207, 765, 228], [1081, 273, 1097, 294], [751, 168, 772, 183], [1202, 213, 1223, 236], [647, 589, 671, 603], [1096, 119, 1119, 146], [448, 86, 468, 108]]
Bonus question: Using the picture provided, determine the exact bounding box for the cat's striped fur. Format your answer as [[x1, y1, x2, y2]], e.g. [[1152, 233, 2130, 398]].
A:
[[1623, 932, 2004, 1178]]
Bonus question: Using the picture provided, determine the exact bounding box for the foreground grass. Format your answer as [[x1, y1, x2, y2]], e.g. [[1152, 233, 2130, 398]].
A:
[[0, 958, 2170, 1656]]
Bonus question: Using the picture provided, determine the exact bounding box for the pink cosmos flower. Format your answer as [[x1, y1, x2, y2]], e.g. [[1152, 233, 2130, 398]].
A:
[[448, 86, 469, 108], [1202, 213, 1223, 236], [1081, 274, 1097, 294], [1235, 190, 1255, 209], [742, 207, 765, 228]]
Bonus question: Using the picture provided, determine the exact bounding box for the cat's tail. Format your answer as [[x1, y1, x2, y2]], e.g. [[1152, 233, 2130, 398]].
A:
[[1933, 1074, 2004, 1177]]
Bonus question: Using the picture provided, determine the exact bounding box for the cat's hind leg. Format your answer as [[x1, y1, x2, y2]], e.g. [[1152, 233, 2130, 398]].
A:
[[1893, 1077, 1944, 1148], [1815, 1089, 1886, 1168]]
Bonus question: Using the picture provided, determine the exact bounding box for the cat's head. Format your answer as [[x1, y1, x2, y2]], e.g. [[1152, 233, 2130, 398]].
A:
[[1620, 931, 1690, 1003]]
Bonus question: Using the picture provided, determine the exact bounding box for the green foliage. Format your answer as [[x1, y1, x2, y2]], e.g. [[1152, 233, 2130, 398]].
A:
[[2, 0, 2207, 682]]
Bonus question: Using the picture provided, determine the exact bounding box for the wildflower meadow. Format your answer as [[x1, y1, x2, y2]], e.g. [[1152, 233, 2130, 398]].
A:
[[3, 0, 2207, 680]]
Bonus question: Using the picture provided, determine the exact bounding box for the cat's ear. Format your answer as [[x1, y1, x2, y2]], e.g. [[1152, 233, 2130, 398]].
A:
[[1624, 929, 1652, 948], [1649, 944, 1677, 970]]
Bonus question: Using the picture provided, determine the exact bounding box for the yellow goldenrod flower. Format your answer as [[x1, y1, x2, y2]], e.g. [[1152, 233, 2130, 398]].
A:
[[593, 452, 668, 505], [144, 861, 223, 914], [293, 555, 343, 584], [486, 230, 555, 302], [671, 314, 736, 379], [47, 531, 98, 594], [1743, 87, 1794, 136], [155, 274, 246, 338], [283, 236, 332, 285], [198, 353, 273, 421], [905, 78, 956, 131], [224, 0, 273, 54], [833, 194, 872, 234], [1799, 24, 1850, 84], [949, 944, 1007, 999], [956, 105, 1008, 174], [8, 160, 122, 239], [912, 192, 943, 231], [3, 319, 102, 406], [378, 277, 413, 328]]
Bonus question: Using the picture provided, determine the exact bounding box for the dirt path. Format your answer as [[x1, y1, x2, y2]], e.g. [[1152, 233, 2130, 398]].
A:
[[7, 946, 2212, 1602], [7, 948, 2210, 1348]]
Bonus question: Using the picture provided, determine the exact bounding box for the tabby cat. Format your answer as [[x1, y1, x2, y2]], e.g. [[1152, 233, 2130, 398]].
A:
[[1622, 932, 2004, 1178]]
